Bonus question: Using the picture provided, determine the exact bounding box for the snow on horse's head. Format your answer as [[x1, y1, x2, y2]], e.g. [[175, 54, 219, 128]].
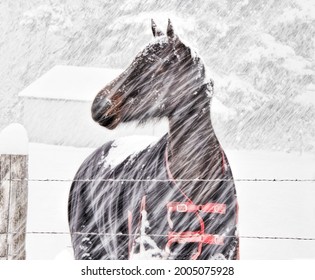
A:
[[91, 19, 210, 130]]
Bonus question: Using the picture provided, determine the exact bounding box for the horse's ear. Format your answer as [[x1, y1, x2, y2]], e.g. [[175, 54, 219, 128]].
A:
[[151, 19, 164, 37], [166, 19, 175, 39]]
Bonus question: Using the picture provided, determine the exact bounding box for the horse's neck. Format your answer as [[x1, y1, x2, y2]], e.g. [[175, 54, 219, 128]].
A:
[[167, 86, 221, 181]]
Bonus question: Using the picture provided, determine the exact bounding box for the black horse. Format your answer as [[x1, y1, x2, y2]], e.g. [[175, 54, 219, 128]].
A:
[[68, 19, 239, 260]]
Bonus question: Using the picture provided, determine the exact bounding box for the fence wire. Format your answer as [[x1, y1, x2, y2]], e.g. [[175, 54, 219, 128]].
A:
[[1, 177, 315, 242], [2, 178, 315, 182], [1, 231, 315, 242]]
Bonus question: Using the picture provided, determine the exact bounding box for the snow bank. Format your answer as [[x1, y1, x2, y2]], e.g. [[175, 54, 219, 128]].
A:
[[0, 123, 28, 155]]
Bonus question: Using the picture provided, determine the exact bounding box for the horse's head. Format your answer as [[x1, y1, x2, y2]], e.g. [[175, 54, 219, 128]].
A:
[[92, 19, 210, 129]]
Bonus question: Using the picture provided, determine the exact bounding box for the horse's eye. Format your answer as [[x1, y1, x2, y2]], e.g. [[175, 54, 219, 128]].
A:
[[170, 54, 178, 62]]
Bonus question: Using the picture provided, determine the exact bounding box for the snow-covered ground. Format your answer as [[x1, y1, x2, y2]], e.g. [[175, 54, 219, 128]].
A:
[[26, 138, 315, 260]]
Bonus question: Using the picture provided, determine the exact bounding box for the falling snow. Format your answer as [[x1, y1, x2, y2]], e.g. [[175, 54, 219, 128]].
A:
[[0, 0, 314, 261], [0, 0, 314, 153]]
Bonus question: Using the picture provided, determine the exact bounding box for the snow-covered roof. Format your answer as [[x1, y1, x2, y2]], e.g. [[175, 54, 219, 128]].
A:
[[19, 65, 123, 101]]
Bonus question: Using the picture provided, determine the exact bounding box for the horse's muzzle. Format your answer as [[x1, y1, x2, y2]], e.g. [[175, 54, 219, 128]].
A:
[[91, 96, 121, 129]]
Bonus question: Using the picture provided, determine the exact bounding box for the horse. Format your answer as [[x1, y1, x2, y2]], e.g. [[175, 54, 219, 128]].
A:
[[68, 19, 239, 260]]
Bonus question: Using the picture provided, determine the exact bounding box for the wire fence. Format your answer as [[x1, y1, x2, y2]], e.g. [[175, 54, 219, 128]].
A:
[[3, 178, 315, 182], [2, 177, 315, 243], [1, 231, 315, 242]]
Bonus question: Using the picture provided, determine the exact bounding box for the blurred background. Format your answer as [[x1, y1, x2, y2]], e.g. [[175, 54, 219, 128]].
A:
[[0, 0, 314, 152]]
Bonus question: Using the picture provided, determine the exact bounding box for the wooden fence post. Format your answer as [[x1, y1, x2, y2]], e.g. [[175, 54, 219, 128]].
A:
[[0, 124, 28, 260]]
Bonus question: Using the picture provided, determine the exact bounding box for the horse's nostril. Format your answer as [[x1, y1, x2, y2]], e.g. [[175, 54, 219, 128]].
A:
[[91, 97, 112, 122]]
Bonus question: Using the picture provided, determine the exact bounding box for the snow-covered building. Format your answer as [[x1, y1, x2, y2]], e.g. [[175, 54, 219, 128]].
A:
[[19, 65, 167, 147]]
